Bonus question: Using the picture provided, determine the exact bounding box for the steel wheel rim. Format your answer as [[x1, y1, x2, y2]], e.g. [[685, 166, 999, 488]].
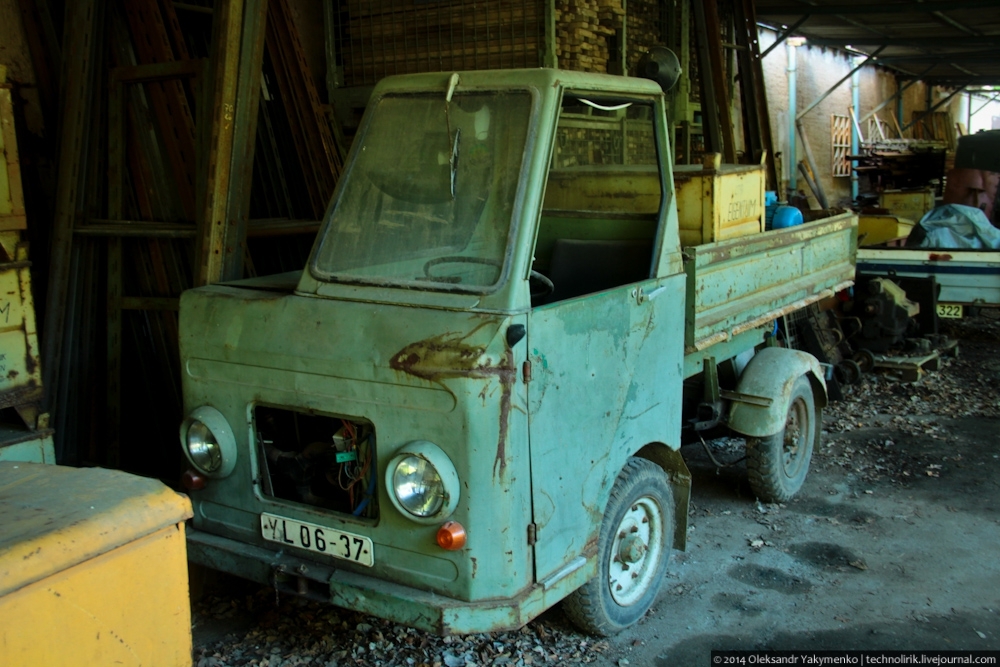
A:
[[782, 396, 809, 477], [608, 495, 663, 606]]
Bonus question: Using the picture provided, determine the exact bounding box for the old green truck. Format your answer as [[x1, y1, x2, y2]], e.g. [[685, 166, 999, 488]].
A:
[[179, 68, 856, 636]]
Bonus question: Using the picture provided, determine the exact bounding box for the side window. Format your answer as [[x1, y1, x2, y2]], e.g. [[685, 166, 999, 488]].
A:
[[533, 97, 662, 306]]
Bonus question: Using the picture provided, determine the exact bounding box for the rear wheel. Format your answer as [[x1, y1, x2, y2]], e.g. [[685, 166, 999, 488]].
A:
[[746, 375, 819, 503], [563, 457, 674, 636]]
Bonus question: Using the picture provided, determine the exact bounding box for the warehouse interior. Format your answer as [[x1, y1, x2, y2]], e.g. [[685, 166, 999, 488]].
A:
[[1, 0, 1000, 662], [0, 0, 996, 481]]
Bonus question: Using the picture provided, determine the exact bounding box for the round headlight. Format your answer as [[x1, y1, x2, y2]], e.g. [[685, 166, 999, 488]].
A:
[[385, 441, 460, 524], [180, 406, 237, 478], [392, 455, 445, 517], [187, 420, 222, 473]]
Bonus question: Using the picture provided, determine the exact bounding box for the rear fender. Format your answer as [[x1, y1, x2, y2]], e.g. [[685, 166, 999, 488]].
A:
[[727, 347, 827, 438]]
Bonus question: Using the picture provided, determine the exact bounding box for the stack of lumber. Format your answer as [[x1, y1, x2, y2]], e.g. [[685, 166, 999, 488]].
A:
[[555, 0, 624, 73], [626, 0, 663, 73], [340, 0, 544, 86]]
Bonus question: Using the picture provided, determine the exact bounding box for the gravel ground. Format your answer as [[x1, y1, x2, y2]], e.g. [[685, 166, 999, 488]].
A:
[[192, 310, 1000, 667]]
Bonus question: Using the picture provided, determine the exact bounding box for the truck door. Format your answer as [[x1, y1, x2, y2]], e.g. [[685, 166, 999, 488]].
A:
[[525, 94, 686, 584]]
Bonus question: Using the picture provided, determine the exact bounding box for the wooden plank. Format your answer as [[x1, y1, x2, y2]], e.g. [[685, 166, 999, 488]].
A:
[[0, 83, 26, 225], [266, 0, 343, 220], [111, 59, 203, 84], [194, 0, 245, 286], [221, 0, 269, 282], [122, 0, 198, 220], [121, 296, 180, 311], [42, 0, 101, 415]]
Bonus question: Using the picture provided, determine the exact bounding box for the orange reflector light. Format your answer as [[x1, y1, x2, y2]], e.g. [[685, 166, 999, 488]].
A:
[[436, 521, 466, 550], [182, 469, 207, 491]]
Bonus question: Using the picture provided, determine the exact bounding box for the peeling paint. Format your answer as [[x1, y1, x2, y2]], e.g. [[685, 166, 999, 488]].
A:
[[389, 327, 516, 479]]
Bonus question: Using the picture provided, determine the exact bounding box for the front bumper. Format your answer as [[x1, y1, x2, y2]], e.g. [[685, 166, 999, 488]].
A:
[[187, 528, 595, 635]]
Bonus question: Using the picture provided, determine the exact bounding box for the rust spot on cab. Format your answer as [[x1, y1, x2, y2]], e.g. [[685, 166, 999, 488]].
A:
[[929, 253, 953, 261], [391, 330, 516, 479]]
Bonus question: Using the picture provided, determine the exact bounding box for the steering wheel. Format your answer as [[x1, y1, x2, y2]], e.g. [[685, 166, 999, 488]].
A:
[[422, 256, 555, 297], [529, 271, 554, 298]]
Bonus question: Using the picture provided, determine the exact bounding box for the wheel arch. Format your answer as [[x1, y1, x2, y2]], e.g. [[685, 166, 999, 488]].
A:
[[727, 347, 827, 439], [634, 443, 690, 551]]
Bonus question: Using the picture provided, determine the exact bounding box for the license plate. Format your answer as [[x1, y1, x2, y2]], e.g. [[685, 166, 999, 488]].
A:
[[260, 513, 374, 567], [936, 303, 963, 319]]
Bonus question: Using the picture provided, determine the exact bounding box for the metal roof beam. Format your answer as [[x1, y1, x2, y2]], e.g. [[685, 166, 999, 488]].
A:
[[757, 1, 998, 16], [807, 37, 1000, 47], [761, 16, 810, 58], [797, 46, 885, 121], [901, 86, 967, 132]]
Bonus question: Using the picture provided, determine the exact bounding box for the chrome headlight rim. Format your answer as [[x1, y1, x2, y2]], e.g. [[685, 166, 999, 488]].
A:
[[385, 440, 460, 524], [180, 405, 237, 478]]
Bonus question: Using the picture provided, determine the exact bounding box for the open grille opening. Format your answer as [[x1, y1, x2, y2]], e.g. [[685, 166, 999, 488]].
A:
[[254, 406, 378, 519]]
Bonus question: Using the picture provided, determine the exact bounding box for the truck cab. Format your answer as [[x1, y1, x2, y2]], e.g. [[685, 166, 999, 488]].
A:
[[180, 68, 854, 636]]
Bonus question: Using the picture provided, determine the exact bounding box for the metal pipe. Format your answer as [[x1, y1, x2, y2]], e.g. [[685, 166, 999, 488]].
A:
[[761, 16, 809, 59], [796, 46, 884, 122], [787, 39, 798, 196], [972, 92, 1000, 117], [859, 67, 935, 123], [852, 62, 860, 201]]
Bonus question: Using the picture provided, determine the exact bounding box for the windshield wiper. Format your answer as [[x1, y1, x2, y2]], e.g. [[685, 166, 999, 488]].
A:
[[450, 127, 461, 199]]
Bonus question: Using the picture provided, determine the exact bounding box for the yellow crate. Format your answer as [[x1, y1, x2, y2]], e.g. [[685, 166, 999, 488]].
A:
[[674, 154, 766, 247], [0, 462, 194, 666], [878, 188, 935, 225]]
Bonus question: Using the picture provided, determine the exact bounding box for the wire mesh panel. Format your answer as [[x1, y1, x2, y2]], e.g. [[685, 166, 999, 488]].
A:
[[553, 106, 657, 168], [831, 114, 851, 178], [332, 0, 545, 87]]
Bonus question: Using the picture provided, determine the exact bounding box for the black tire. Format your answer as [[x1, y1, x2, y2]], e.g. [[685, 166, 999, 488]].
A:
[[853, 348, 876, 373], [562, 457, 674, 636], [746, 375, 819, 503]]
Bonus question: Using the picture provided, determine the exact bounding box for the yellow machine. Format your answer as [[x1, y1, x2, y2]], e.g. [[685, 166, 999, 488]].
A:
[[0, 462, 194, 666]]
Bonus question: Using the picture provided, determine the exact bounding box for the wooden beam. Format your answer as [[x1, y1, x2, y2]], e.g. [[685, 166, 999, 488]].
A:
[[42, 0, 102, 414], [221, 0, 270, 282], [195, 0, 246, 286]]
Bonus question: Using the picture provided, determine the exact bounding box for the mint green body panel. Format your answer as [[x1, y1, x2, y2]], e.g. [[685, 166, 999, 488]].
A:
[[181, 287, 533, 601], [727, 347, 829, 438], [179, 68, 854, 634], [526, 273, 686, 583]]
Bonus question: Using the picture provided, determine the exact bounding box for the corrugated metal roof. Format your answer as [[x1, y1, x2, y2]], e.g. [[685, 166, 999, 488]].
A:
[[755, 0, 1000, 89]]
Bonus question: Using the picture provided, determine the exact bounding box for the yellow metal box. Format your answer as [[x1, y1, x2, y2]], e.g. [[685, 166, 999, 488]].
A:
[[673, 154, 766, 247], [878, 188, 935, 224], [0, 462, 194, 667]]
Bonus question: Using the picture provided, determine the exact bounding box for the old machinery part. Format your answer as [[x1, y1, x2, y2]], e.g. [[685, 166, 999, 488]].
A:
[[854, 278, 920, 353], [254, 407, 378, 518], [637, 47, 682, 93]]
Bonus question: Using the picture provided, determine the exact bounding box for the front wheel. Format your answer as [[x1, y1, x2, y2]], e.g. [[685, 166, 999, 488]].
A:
[[746, 375, 819, 503], [562, 457, 674, 636]]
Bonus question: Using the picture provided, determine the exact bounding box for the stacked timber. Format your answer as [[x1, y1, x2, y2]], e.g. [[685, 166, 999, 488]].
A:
[[626, 0, 663, 73], [554, 0, 624, 73], [339, 0, 544, 86]]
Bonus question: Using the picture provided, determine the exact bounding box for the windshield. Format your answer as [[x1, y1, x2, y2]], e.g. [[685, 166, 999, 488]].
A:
[[311, 90, 533, 291]]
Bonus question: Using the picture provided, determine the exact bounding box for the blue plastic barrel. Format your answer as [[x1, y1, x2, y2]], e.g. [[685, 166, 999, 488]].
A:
[[772, 205, 804, 229]]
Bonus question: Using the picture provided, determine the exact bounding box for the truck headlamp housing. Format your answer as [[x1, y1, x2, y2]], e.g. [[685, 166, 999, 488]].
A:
[[387, 441, 459, 524], [180, 406, 237, 478]]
